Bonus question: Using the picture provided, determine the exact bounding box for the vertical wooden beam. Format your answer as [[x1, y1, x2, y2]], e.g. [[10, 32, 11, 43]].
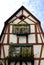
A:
[[28, 24, 31, 43], [20, 61, 22, 65], [7, 24, 10, 44], [17, 36, 19, 44], [32, 45, 34, 56], [22, 8, 23, 15], [35, 24, 38, 44], [26, 36, 28, 44]]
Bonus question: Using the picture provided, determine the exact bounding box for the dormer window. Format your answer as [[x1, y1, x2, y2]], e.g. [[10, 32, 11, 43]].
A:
[[12, 24, 30, 36]]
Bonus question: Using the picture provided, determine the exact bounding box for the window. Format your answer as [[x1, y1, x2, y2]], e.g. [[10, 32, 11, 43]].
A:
[[9, 44, 33, 57], [8, 44, 34, 65], [12, 24, 30, 36]]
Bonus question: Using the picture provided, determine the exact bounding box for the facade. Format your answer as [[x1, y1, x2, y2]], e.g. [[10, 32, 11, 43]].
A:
[[0, 6, 44, 65]]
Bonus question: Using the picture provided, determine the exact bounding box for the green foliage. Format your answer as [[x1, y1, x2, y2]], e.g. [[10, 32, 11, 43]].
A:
[[5, 56, 9, 61], [0, 61, 3, 65], [12, 24, 29, 34], [9, 43, 34, 58], [9, 42, 15, 57]]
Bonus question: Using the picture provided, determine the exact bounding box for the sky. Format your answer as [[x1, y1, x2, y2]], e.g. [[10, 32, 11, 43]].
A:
[[0, 0, 44, 35]]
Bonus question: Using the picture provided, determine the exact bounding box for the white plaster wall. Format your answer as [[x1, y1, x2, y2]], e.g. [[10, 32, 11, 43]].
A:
[[10, 17, 17, 23], [34, 60, 39, 65], [11, 19, 21, 24], [13, 19, 21, 24], [19, 36, 26, 43], [9, 34, 17, 43], [27, 62, 31, 65], [10, 25, 12, 33], [37, 34, 42, 43], [8, 16, 16, 23], [19, 21, 26, 24], [33, 45, 41, 58], [16, 10, 22, 17], [24, 18, 35, 24], [22, 62, 32, 65], [28, 34, 36, 43], [1, 48, 4, 58], [4, 46, 9, 57], [23, 10, 29, 16], [28, 16, 37, 23], [10, 62, 15, 65], [16, 62, 20, 65], [22, 62, 26, 65], [3, 35, 7, 43], [40, 60, 44, 65], [30, 25, 35, 33]]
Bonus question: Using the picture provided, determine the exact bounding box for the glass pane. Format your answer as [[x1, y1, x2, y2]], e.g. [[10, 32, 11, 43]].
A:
[[9, 44, 33, 57], [12, 24, 30, 35], [22, 47, 32, 57]]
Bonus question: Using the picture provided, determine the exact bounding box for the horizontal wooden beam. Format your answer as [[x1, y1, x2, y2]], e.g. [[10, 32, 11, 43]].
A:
[[0, 58, 44, 60], [0, 43, 44, 45]]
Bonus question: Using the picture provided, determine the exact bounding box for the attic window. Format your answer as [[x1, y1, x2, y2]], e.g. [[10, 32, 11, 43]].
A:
[[19, 15, 26, 20], [12, 24, 30, 36]]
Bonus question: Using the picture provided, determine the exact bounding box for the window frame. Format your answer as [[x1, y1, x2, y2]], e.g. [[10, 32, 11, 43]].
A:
[[12, 24, 30, 36]]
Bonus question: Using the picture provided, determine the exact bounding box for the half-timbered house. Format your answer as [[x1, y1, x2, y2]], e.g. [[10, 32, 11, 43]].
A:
[[0, 6, 44, 65]]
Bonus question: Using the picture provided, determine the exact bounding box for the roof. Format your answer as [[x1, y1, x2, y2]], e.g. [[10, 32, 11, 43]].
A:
[[0, 6, 42, 41]]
